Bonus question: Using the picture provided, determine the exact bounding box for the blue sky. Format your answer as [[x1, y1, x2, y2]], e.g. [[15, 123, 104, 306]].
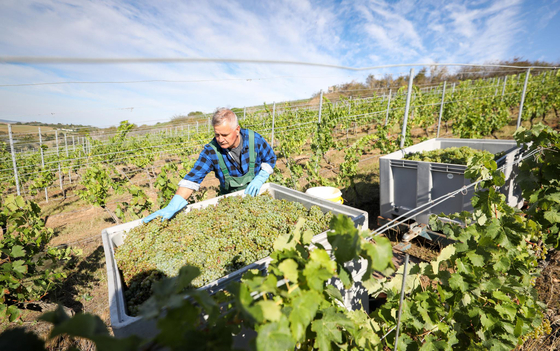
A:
[[0, 0, 559, 128]]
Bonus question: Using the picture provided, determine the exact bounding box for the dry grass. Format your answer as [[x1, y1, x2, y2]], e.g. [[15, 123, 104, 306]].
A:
[[0, 123, 55, 134]]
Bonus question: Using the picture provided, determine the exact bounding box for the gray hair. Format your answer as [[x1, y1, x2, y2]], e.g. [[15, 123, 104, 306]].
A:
[[212, 108, 238, 129]]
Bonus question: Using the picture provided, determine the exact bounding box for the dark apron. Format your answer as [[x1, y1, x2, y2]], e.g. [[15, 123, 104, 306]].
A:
[[208, 130, 256, 195]]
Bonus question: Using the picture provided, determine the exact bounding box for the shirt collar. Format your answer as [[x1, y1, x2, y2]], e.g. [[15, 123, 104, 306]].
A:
[[239, 128, 249, 150]]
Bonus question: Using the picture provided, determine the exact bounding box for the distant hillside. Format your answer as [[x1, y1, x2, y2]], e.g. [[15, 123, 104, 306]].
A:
[[317, 58, 559, 100], [0, 121, 99, 140], [0, 119, 18, 124], [9, 121, 98, 130], [0, 124, 56, 134]]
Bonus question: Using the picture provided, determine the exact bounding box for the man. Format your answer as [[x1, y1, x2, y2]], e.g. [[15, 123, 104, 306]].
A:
[[143, 108, 276, 222]]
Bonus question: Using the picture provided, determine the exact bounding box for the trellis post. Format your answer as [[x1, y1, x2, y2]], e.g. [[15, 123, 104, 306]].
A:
[[400, 68, 414, 149], [317, 91, 323, 123], [384, 88, 392, 126], [55, 130, 63, 190], [516, 68, 531, 129], [437, 81, 447, 138], [8, 124, 21, 196], [38, 127, 48, 201], [64, 132, 69, 157], [271, 102, 276, 148], [393, 254, 410, 351]]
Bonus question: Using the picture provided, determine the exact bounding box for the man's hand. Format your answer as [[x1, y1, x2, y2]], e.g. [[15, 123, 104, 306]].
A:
[[142, 195, 188, 223], [245, 169, 270, 197]]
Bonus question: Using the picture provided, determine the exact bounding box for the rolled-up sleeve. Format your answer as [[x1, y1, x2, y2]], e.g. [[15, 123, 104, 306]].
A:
[[255, 132, 276, 175], [178, 146, 215, 190]]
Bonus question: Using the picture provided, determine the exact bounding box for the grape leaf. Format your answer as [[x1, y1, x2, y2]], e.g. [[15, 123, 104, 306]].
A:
[[466, 251, 485, 267], [327, 214, 361, 263], [256, 316, 295, 351], [12, 260, 28, 275], [495, 303, 517, 321], [449, 274, 469, 292], [10, 245, 25, 258], [324, 285, 343, 303], [493, 256, 511, 272], [303, 252, 335, 293], [514, 317, 523, 337], [258, 300, 281, 322], [278, 259, 299, 283], [544, 209, 560, 223], [289, 290, 320, 340], [7, 305, 21, 322], [312, 307, 354, 350], [492, 291, 511, 302], [336, 264, 353, 289], [545, 193, 560, 204], [361, 236, 393, 272]]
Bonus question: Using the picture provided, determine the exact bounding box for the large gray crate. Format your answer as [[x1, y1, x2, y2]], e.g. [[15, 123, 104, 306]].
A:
[[102, 183, 369, 339], [379, 138, 523, 224]]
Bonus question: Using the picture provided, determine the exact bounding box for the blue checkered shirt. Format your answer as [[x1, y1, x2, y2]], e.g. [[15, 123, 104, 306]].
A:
[[179, 128, 276, 191]]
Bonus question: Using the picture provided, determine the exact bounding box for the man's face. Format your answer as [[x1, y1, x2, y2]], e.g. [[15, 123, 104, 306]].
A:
[[214, 122, 240, 149]]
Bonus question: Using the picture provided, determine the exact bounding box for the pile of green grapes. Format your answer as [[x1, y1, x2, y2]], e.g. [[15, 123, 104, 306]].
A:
[[114, 193, 333, 315], [403, 146, 494, 165]]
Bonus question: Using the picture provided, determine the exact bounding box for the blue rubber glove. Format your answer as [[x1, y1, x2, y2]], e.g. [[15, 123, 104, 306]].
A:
[[245, 169, 270, 197], [142, 195, 188, 223]]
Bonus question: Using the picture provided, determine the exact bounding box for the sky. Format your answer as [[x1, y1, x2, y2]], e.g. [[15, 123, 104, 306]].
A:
[[0, 0, 559, 128]]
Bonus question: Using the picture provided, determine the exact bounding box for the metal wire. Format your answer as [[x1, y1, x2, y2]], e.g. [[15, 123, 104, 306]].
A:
[[0, 79, 525, 148], [0, 74, 351, 87], [0, 71, 550, 186], [3, 56, 558, 71]]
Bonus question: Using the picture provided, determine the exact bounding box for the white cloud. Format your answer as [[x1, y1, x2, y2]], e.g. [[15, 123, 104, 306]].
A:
[[354, 0, 425, 60], [0, 0, 557, 127], [535, 0, 560, 30], [0, 0, 360, 126], [440, 0, 524, 62]]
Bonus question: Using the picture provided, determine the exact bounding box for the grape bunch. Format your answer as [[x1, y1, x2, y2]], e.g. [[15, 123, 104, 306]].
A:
[[404, 146, 494, 165], [520, 317, 552, 343], [114, 193, 333, 315], [539, 246, 548, 260]]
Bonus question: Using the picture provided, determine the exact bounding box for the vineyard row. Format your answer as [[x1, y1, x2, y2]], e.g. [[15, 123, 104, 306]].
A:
[[0, 70, 558, 205]]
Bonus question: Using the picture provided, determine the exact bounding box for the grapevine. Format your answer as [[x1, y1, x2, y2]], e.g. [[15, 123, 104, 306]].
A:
[[76, 163, 123, 223], [2, 70, 559, 206], [0, 196, 76, 322], [1, 124, 560, 349]]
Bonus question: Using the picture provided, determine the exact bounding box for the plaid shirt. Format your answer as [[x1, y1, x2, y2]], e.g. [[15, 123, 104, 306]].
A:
[[179, 128, 276, 191]]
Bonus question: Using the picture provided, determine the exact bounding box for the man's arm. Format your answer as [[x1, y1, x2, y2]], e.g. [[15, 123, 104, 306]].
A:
[[177, 145, 215, 195], [245, 131, 277, 196], [176, 186, 194, 200], [143, 146, 214, 222], [255, 131, 277, 174]]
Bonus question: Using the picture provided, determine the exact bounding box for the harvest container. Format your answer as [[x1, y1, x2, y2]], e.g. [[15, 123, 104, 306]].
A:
[[379, 138, 523, 224], [102, 183, 369, 338]]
